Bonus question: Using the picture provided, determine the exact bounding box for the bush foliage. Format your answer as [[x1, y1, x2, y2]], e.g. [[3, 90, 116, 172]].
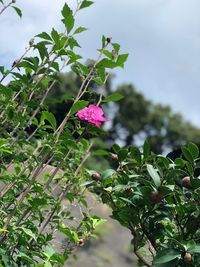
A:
[[0, 1, 200, 267]]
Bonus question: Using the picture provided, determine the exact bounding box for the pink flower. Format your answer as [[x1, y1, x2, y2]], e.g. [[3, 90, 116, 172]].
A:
[[76, 104, 109, 127]]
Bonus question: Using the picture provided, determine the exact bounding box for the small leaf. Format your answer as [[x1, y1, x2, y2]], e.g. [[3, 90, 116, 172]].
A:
[[36, 32, 52, 41], [80, 0, 94, 9], [74, 26, 87, 34], [44, 246, 55, 258], [188, 244, 200, 254], [103, 93, 124, 102], [101, 169, 116, 180], [143, 140, 150, 158], [101, 35, 106, 48], [188, 142, 199, 159], [51, 28, 60, 47], [112, 43, 120, 53], [61, 3, 74, 33], [61, 3, 72, 18], [12, 6, 22, 18], [153, 249, 181, 264], [70, 100, 89, 115], [181, 147, 193, 163], [118, 149, 128, 161], [92, 149, 109, 156], [0, 229, 8, 233], [147, 164, 161, 188], [116, 53, 129, 68], [97, 58, 116, 69], [18, 227, 37, 241], [41, 111, 57, 130]]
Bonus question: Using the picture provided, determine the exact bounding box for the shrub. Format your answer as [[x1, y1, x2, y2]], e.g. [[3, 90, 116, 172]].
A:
[[0, 1, 127, 266], [88, 142, 200, 266]]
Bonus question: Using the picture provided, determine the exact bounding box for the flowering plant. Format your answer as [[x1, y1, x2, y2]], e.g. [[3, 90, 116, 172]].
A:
[[0, 1, 127, 266], [76, 104, 109, 126]]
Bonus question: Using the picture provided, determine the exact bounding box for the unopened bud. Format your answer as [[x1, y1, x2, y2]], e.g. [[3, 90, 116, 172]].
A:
[[111, 153, 118, 161], [29, 38, 34, 46], [91, 172, 101, 181], [106, 37, 112, 43], [112, 49, 118, 58], [78, 238, 84, 246]]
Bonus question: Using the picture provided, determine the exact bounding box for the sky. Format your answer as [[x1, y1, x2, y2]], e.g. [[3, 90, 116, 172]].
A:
[[1, 0, 200, 126]]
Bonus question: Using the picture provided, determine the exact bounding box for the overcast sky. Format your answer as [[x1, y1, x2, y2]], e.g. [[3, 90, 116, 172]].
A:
[[1, 0, 200, 126]]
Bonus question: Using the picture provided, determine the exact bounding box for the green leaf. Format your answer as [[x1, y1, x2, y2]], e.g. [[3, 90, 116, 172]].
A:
[[51, 28, 60, 47], [103, 93, 124, 102], [59, 227, 78, 243], [112, 43, 120, 53], [81, 180, 95, 187], [188, 142, 199, 159], [0, 66, 4, 74], [41, 111, 57, 130], [68, 37, 81, 49], [92, 149, 109, 156], [74, 26, 88, 34], [70, 100, 89, 115], [16, 253, 35, 264], [97, 58, 116, 69], [102, 35, 106, 48], [12, 6, 22, 18], [18, 227, 37, 241], [61, 3, 74, 33], [153, 249, 181, 264], [101, 169, 116, 180], [61, 3, 71, 18], [181, 147, 193, 163], [80, 0, 94, 9], [116, 53, 129, 68], [44, 246, 55, 259], [44, 262, 52, 267], [0, 229, 8, 233], [118, 149, 128, 161], [143, 140, 150, 158], [50, 253, 65, 265], [130, 147, 141, 163], [101, 50, 113, 59], [36, 32, 52, 41], [188, 244, 200, 253], [147, 164, 161, 188]]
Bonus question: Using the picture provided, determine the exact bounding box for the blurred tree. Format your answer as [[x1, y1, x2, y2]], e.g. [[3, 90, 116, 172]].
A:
[[46, 73, 200, 154]]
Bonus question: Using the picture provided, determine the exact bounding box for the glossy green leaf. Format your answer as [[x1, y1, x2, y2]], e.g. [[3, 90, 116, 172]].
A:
[[153, 249, 181, 264], [188, 142, 199, 159], [147, 164, 161, 188]]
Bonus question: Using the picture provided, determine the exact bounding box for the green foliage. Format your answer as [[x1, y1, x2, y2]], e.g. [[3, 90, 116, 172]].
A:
[[0, 1, 128, 266], [88, 141, 200, 266]]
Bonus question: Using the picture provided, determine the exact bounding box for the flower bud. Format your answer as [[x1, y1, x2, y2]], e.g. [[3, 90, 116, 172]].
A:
[[182, 176, 192, 189], [29, 38, 34, 46], [78, 238, 84, 246], [106, 37, 112, 43], [149, 191, 163, 203], [183, 252, 192, 263], [111, 153, 118, 161], [91, 172, 101, 181], [112, 49, 118, 58]]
